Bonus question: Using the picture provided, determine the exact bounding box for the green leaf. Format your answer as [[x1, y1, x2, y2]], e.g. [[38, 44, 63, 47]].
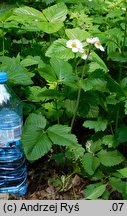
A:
[[109, 177, 125, 194], [39, 58, 75, 85], [78, 92, 100, 118], [82, 153, 100, 176], [0, 56, 33, 85], [38, 21, 63, 33], [43, 3, 67, 22], [44, 0, 56, 5], [45, 39, 74, 60], [22, 113, 52, 161], [88, 62, 104, 73], [117, 168, 127, 178], [124, 100, 127, 114], [97, 150, 124, 166], [85, 184, 107, 200], [86, 105, 99, 118], [106, 75, 124, 95], [21, 56, 45, 68], [50, 58, 74, 84], [47, 124, 78, 147], [91, 51, 108, 72], [28, 86, 46, 102], [102, 135, 115, 148], [38, 89, 64, 100], [13, 6, 46, 21], [110, 52, 127, 63], [118, 125, 127, 143], [83, 118, 108, 132], [81, 78, 107, 92], [66, 144, 85, 161], [64, 99, 76, 115], [120, 77, 127, 94], [87, 139, 102, 154], [39, 65, 57, 82], [65, 28, 90, 41], [0, 3, 14, 22]]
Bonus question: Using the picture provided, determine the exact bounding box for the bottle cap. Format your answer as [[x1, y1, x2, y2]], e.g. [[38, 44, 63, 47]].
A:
[[0, 72, 8, 83]]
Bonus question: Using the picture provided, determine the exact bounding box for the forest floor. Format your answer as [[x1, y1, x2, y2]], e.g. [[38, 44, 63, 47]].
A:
[[23, 157, 86, 200], [7, 156, 122, 200]]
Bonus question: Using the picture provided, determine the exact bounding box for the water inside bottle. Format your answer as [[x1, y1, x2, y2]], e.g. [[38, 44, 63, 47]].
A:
[[0, 108, 22, 147], [0, 108, 27, 196], [0, 146, 27, 195]]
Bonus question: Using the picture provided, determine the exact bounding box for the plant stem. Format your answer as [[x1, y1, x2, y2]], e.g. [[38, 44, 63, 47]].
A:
[[55, 83, 60, 124], [70, 86, 81, 130], [122, 12, 127, 52], [115, 12, 127, 133], [115, 63, 123, 133], [109, 122, 114, 135], [2, 22, 5, 56], [71, 58, 88, 131]]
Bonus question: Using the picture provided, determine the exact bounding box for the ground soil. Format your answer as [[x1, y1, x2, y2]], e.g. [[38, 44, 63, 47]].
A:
[[7, 156, 123, 200]]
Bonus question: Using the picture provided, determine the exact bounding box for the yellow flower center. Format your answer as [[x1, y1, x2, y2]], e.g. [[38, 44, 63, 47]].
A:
[[71, 42, 77, 48], [95, 41, 101, 46]]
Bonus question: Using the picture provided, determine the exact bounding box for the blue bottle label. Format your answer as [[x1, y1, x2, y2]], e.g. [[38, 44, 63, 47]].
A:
[[0, 124, 22, 147]]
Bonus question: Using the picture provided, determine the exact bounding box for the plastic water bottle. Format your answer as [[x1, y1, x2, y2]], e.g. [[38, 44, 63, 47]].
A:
[[0, 72, 27, 196]]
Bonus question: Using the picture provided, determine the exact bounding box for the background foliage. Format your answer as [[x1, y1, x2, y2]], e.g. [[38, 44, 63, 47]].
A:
[[0, 0, 127, 199]]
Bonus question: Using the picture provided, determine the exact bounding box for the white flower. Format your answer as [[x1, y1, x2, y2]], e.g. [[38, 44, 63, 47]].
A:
[[80, 49, 89, 60], [88, 0, 92, 1], [86, 141, 92, 153], [86, 37, 104, 51], [66, 39, 83, 53], [82, 53, 88, 60], [94, 40, 105, 51], [86, 37, 99, 44]]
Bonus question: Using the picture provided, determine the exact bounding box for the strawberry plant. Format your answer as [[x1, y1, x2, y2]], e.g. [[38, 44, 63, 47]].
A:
[[0, 0, 127, 199]]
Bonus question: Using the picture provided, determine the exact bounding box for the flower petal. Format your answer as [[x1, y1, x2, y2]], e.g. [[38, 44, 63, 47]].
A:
[[72, 47, 79, 53], [81, 53, 88, 60], [86, 37, 99, 44], [66, 40, 73, 48], [95, 42, 105, 51]]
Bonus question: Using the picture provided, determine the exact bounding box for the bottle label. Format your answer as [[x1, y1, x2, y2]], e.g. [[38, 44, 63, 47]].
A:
[[0, 125, 22, 146]]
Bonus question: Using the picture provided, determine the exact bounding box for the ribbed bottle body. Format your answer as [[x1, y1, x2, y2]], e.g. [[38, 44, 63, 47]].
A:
[[0, 73, 27, 196]]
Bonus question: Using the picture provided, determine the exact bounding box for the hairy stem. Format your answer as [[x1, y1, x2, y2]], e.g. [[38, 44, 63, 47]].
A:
[[71, 58, 88, 131]]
